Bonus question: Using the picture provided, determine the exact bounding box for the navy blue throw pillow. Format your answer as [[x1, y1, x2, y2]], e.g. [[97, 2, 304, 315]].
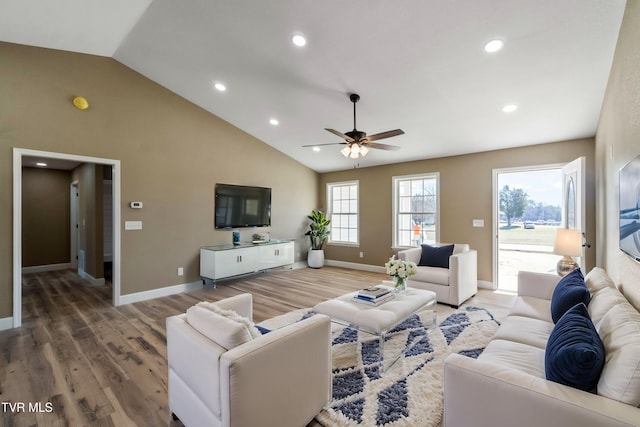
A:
[[418, 244, 454, 268], [255, 325, 271, 335], [550, 268, 590, 323], [545, 303, 604, 392]]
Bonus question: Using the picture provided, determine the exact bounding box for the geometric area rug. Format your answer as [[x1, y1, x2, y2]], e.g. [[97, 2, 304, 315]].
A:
[[313, 306, 503, 427]]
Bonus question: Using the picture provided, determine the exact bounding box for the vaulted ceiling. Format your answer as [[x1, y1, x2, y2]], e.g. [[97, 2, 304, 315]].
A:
[[0, 0, 626, 172]]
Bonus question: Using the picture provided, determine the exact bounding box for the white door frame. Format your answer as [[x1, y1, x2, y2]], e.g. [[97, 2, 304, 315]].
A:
[[561, 157, 587, 270], [70, 181, 79, 270], [492, 163, 564, 289], [13, 148, 122, 328]]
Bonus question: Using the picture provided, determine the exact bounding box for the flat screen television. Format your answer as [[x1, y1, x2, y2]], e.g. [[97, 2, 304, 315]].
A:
[[215, 183, 271, 229], [620, 154, 640, 261]]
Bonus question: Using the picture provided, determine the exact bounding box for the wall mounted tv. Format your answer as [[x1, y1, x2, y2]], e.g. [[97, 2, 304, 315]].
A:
[[620, 154, 640, 261], [215, 183, 271, 229]]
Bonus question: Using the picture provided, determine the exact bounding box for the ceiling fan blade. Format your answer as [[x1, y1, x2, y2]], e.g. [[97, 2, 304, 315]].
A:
[[325, 128, 355, 142], [366, 142, 401, 151], [365, 129, 405, 142], [302, 142, 347, 147]]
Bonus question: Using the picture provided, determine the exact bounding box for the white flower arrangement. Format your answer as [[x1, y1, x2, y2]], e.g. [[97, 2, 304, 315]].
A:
[[385, 255, 417, 279]]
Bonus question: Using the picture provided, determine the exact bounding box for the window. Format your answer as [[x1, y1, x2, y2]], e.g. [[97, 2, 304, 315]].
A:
[[393, 173, 439, 247], [327, 181, 359, 245]]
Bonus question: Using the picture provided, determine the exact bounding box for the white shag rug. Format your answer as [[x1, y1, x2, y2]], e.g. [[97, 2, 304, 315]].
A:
[[312, 306, 503, 427]]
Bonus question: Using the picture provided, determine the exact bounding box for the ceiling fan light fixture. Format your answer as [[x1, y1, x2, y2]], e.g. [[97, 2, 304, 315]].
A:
[[311, 93, 403, 158]]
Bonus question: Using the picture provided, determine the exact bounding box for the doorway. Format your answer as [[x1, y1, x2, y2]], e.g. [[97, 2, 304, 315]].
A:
[[493, 158, 586, 292], [12, 148, 122, 328]]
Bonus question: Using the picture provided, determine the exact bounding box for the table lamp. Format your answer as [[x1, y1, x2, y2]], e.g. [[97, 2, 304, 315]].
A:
[[553, 228, 582, 276]]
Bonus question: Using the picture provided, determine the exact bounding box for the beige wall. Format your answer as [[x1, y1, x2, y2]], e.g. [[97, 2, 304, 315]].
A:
[[22, 167, 71, 267], [320, 138, 596, 284], [596, 1, 640, 308], [0, 42, 319, 319]]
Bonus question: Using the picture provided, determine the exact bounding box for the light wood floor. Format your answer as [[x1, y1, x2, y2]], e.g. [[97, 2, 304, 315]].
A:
[[0, 267, 516, 427]]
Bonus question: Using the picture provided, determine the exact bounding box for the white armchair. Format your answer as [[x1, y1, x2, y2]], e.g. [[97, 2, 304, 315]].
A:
[[397, 243, 477, 307], [166, 293, 332, 427]]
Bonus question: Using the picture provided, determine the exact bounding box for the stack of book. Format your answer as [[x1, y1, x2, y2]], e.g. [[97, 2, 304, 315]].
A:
[[353, 286, 395, 306]]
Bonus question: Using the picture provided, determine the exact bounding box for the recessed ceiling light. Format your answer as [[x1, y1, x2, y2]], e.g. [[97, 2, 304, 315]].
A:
[[292, 34, 307, 47], [502, 104, 518, 113], [484, 39, 504, 53], [36, 162, 47, 167], [213, 82, 226, 92], [312, 147, 321, 152], [269, 118, 279, 126]]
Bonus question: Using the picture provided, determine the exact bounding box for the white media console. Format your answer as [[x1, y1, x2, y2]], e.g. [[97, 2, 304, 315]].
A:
[[200, 240, 295, 286]]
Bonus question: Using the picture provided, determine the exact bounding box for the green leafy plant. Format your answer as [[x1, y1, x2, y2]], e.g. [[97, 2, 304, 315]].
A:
[[306, 210, 331, 250]]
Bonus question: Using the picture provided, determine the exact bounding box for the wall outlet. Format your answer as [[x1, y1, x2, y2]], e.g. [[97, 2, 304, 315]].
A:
[[359, 252, 364, 258], [177, 267, 184, 276]]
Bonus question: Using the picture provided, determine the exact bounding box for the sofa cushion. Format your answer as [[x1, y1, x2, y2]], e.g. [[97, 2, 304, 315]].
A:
[[186, 304, 261, 350], [550, 268, 590, 323], [478, 339, 546, 378], [419, 244, 454, 268], [508, 296, 552, 323], [596, 301, 640, 406], [585, 267, 616, 293], [492, 315, 554, 349], [588, 285, 628, 325], [412, 265, 451, 286], [545, 303, 604, 392]]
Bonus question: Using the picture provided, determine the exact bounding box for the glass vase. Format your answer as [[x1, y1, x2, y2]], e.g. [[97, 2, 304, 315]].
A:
[[394, 276, 406, 294]]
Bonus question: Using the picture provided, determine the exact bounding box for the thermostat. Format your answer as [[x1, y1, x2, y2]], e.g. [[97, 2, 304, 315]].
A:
[[130, 201, 143, 209]]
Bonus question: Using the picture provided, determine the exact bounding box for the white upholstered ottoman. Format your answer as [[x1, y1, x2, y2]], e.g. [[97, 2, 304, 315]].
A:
[[313, 286, 437, 372]]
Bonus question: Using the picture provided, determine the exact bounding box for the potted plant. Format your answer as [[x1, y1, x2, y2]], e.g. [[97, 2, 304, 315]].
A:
[[306, 210, 330, 268]]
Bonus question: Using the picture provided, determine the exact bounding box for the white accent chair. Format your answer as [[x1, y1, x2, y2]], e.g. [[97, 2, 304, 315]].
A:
[[166, 293, 332, 427], [397, 243, 478, 307]]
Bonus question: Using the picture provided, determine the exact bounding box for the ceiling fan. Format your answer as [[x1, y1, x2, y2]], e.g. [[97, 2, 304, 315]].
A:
[[304, 93, 404, 159]]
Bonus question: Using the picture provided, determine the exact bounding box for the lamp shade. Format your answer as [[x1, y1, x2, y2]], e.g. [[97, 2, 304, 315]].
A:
[[554, 228, 582, 257]]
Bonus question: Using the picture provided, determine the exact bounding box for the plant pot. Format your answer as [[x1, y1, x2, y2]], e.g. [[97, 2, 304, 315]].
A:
[[307, 249, 325, 269]]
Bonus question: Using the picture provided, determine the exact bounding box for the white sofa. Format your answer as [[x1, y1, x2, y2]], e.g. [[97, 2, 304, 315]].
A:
[[166, 293, 332, 427], [444, 268, 640, 427], [397, 243, 477, 307]]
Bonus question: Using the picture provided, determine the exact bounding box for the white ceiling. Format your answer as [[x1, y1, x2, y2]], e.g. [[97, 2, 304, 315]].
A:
[[1, 0, 626, 172]]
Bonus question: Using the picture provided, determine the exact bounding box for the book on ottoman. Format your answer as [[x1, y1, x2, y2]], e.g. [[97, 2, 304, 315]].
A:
[[353, 286, 394, 306]]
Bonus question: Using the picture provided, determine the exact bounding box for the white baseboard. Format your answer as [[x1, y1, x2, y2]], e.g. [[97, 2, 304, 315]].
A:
[[325, 259, 387, 274], [22, 262, 72, 274], [119, 280, 202, 305], [0, 317, 14, 331], [292, 261, 309, 270], [478, 280, 494, 290], [79, 270, 106, 286]]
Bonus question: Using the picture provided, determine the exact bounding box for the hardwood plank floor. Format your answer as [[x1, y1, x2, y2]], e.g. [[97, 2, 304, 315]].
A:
[[0, 267, 516, 426]]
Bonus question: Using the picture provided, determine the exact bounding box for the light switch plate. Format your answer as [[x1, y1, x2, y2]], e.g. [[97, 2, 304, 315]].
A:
[[472, 219, 484, 227], [125, 221, 143, 230]]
